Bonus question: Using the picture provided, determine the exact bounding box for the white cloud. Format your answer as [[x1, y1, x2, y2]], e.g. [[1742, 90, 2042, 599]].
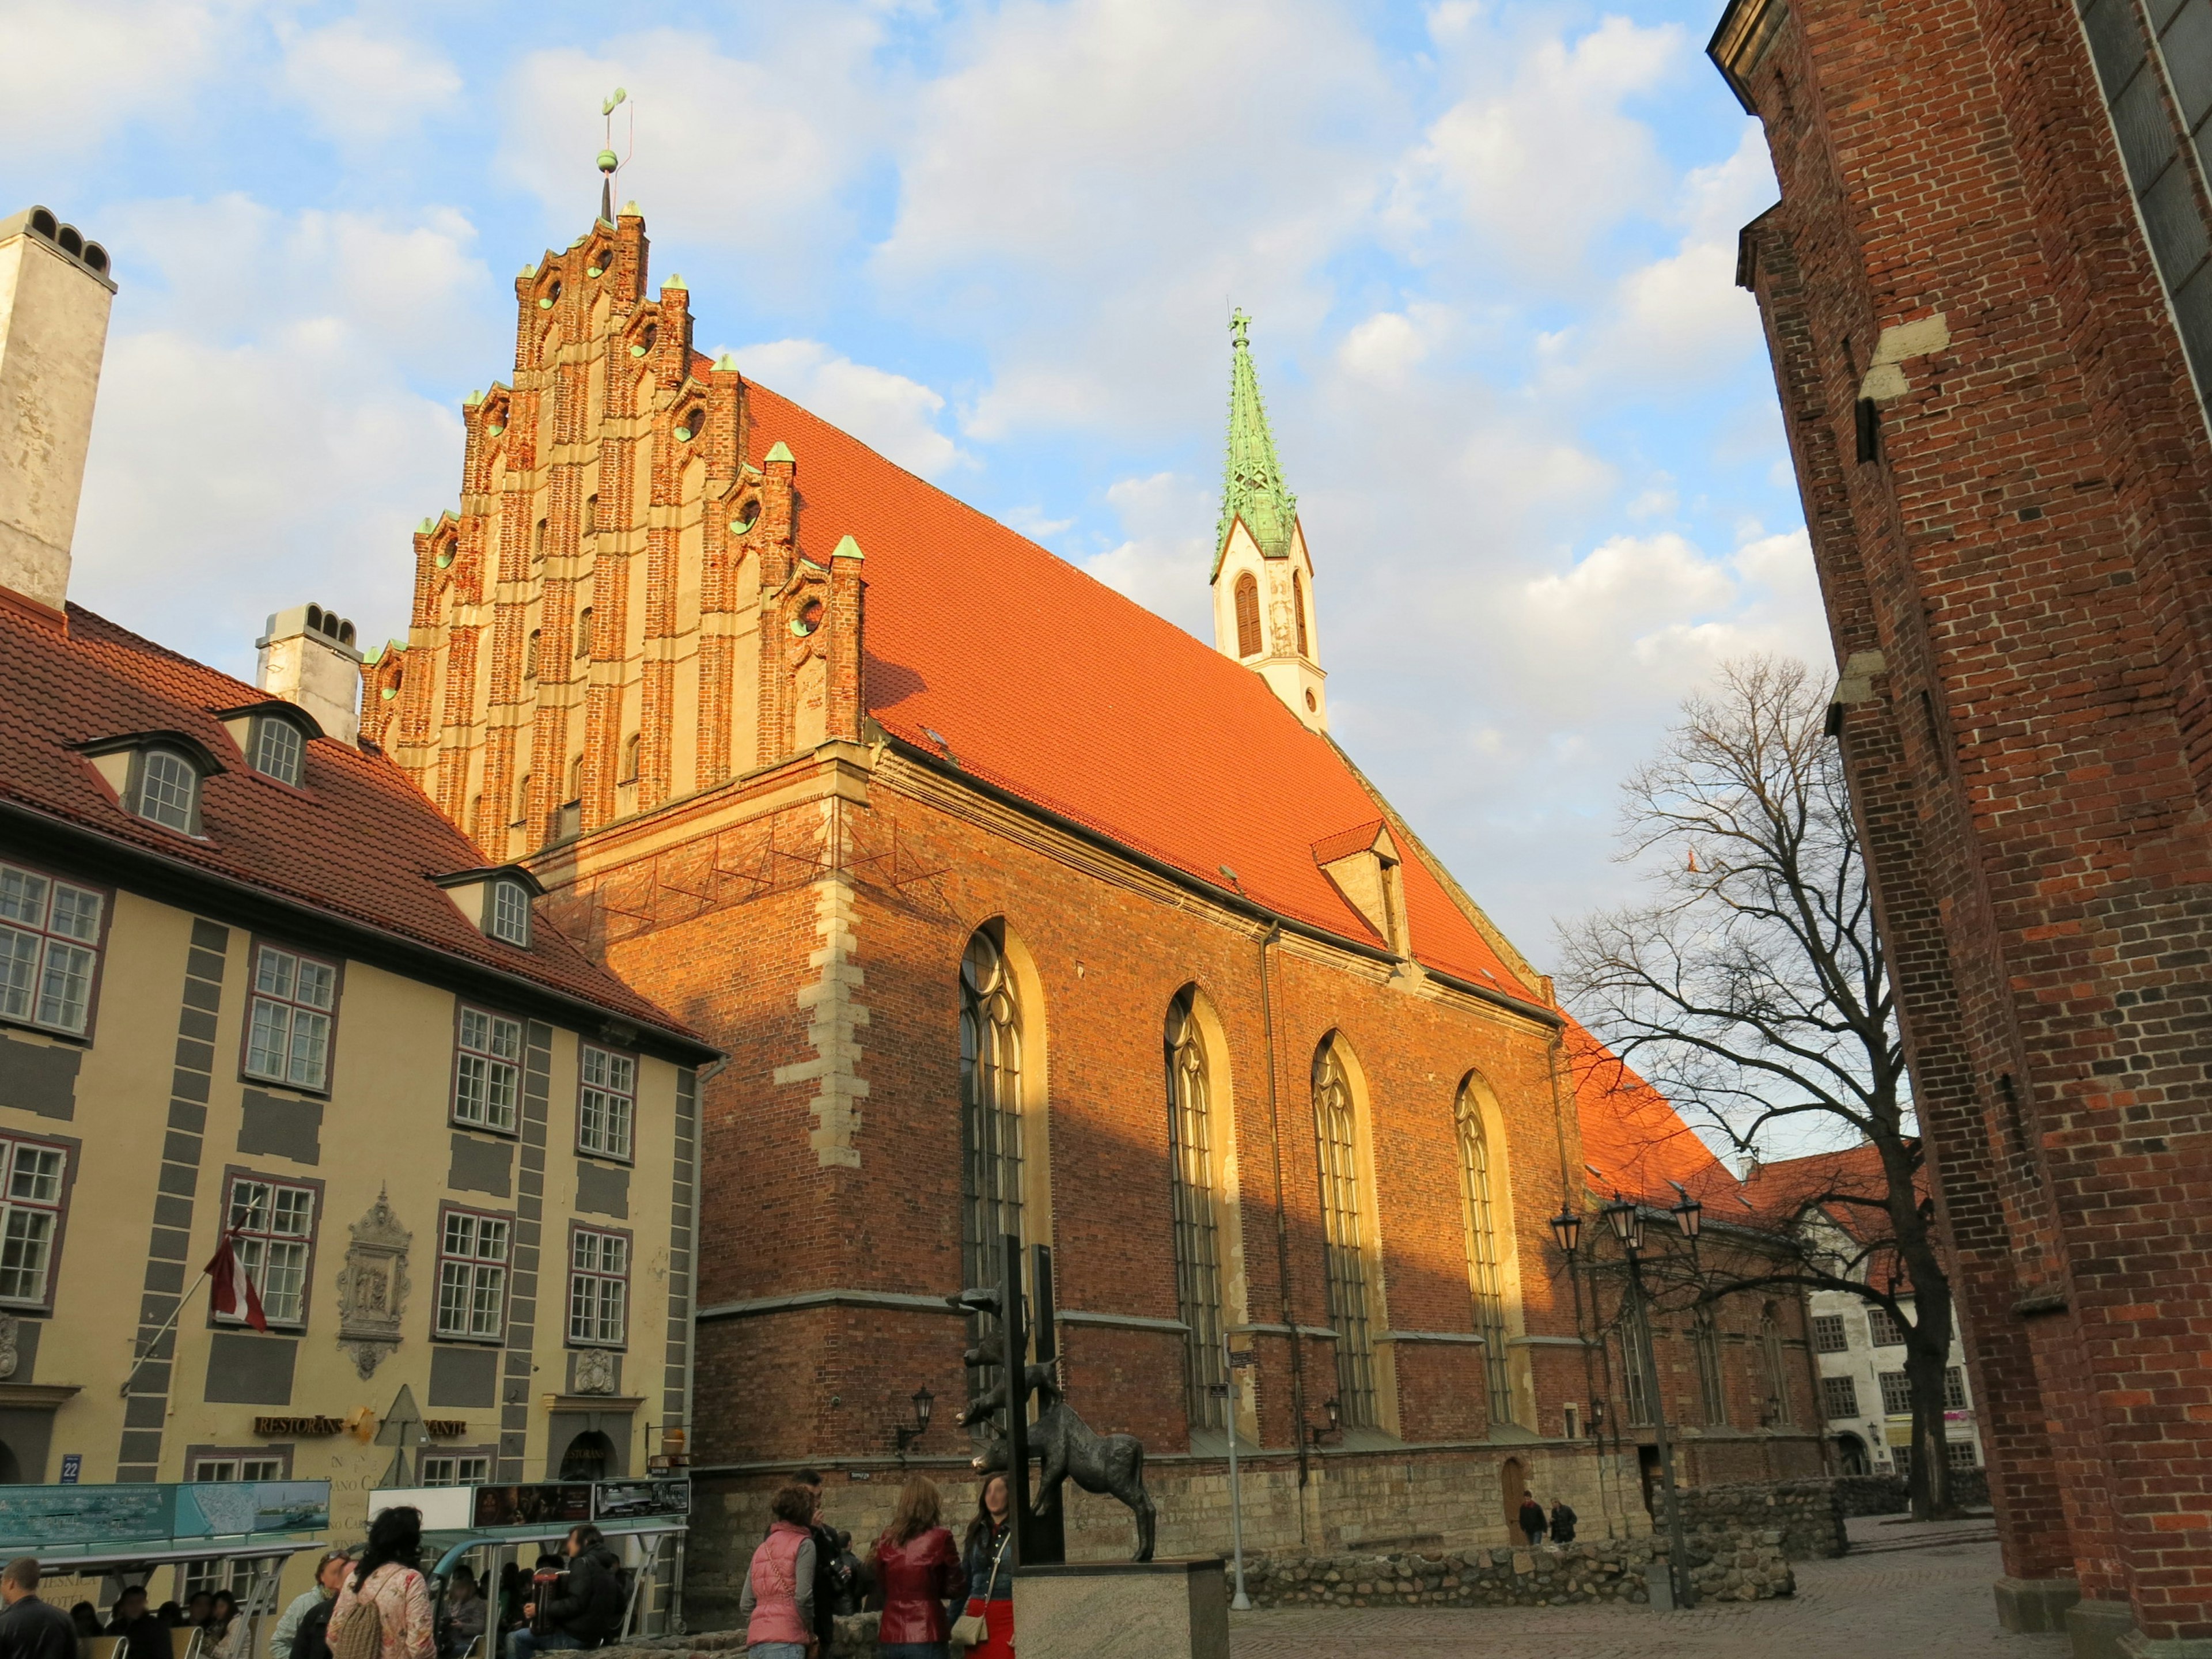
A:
[[277, 18, 463, 148], [733, 339, 964, 480], [1079, 471, 1216, 641], [1338, 310, 1433, 387], [497, 21, 885, 297], [0, 0, 234, 156]]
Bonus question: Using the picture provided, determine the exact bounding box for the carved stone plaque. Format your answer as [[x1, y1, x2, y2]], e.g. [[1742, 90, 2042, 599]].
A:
[[574, 1349, 617, 1396], [335, 1188, 412, 1379]]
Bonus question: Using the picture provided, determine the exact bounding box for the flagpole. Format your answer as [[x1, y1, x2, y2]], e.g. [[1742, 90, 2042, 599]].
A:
[[118, 1265, 213, 1398]]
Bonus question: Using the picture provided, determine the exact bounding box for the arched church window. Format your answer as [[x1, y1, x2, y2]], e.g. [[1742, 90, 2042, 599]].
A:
[[568, 754, 585, 798], [576, 608, 594, 657], [1455, 1077, 1517, 1429], [1234, 573, 1261, 658], [1294, 570, 1310, 656], [1760, 1303, 1794, 1425], [620, 733, 640, 785], [1166, 989, 1226, 1431], [533, 518, 547, 563], [583, 494, 599, 534], [1313, 1038, 1378, 1428], [524, 630, 540, 679], [961, 926, 1025, 1392], [513, 773, 531, 827]]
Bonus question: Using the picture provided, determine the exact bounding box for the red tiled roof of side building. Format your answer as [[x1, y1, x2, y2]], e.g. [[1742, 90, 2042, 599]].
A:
[[0, 599, 711, 1056], [1563, 1017, 1748, 1212], [1737, 1142, 1927, 1244], [740, 383, 1537, 1002]]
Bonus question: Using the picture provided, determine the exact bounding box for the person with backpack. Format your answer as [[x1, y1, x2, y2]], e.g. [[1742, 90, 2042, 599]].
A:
[[327, 1509, 434, 1659], [509, 1527, 624, 1659]]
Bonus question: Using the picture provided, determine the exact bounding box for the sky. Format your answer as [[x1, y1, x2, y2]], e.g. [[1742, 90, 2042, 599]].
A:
[[4, 0, 1834, 961]]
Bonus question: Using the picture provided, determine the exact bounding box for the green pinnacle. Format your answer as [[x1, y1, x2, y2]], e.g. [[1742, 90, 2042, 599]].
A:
[[1215, 309, 1297, 573]]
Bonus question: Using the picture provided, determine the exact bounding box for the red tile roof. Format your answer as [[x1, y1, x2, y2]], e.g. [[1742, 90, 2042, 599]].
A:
[[1738, 1143, 1930, 1290], [739, 383, 1536, 1000], [1562, 1018, 1748, 1211], [0, 600, 707, 1054]]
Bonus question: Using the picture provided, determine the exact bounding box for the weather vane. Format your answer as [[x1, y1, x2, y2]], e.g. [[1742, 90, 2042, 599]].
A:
[[598, 87, 633, 224]]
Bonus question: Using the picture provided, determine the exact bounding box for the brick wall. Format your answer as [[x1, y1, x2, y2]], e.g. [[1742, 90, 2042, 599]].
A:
[[1724, 0, 2212, 1638]]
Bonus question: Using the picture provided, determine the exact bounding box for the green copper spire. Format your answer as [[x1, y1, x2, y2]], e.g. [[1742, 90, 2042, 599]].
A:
[[1214, 309, 1297, 574]]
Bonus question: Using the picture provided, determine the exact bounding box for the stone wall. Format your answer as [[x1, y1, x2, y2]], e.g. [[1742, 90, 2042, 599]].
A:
[[1676, 1479, 1846, 1560], [1240, 1531, 1793, 1609]]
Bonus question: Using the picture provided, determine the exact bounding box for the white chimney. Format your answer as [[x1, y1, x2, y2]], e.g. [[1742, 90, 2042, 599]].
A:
[[257, 603, 364, 745], [0, 206, 115, 613]]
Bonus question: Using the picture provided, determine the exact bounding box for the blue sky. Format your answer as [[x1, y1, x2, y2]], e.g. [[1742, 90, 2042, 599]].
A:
[[5, 0, 1831, 956]]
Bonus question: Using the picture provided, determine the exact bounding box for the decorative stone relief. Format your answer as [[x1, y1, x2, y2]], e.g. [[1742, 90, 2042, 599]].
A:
[[0, 1314, 18, 1380], [335, 1188, 412, 1379], [573, 1349, 618, 1396]]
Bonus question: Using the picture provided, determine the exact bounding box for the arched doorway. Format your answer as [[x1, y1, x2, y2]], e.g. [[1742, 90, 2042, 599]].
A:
[[0, 1441, 20, 1485], [1499, 1457, 1526, 1541], [558, 1430, 614, 1482], [1834, 1431, 1870, 1475]]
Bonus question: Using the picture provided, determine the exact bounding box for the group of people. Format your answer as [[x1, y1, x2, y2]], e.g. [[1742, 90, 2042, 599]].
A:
[[1516, 1491, 1578, 1547], [0, 1505, 624, 1659], [741, 1469, 1016, 1659]]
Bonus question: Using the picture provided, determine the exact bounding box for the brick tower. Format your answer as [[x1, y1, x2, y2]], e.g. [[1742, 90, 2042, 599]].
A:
[[1714, 0, 2212, 1646], [366, 195, 1825, 1622]]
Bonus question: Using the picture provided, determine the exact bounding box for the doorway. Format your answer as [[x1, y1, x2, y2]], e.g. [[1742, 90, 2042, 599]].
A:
[[1499, 1456, 1527, 1541], [558, 1430, 615, 1481]]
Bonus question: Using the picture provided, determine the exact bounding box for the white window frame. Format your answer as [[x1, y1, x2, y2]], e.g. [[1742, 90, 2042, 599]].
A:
[[577, 1045, 635, 1161], [191, 1456, 283, 1482], [0, 861, 103, 1037], [245, 944, 338, 1092], [436, 1207, 510, 1342], [133, 747, 202, 834], [490, 880, 532, 948], [453, 1007, 524, 1134], [221, 1175, 317, 1327], [567, 1226, 629, 1348], [0, 1134, 69, 1308], [420, 1454, 492, 1487], [250, 716, 305, 787]]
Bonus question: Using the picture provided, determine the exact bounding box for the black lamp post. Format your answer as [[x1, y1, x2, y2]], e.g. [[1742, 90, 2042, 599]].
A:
[[893, 1386, 935, 1462], [1550, 1203, 1582, 1257]]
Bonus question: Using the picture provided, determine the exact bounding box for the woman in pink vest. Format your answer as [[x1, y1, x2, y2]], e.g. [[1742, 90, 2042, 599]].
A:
[[739, 1485, 820, 1658]]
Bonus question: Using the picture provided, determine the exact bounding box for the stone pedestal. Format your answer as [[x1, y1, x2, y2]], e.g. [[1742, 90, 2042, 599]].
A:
[[1012, 1558, 1229, 1659], [1995, 1575, 2082, 1634], [2066, 1600, 2138, 1659]]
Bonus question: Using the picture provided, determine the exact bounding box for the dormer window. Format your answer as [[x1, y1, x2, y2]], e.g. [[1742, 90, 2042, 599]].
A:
[[490, 880, 532, 948], [135, 749, 199, 832], [251, 717, 305, 787]]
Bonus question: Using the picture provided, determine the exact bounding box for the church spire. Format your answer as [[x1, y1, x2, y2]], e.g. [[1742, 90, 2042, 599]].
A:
[[1209, 310, 1326, 733], [1215, 309, 1297, 573]]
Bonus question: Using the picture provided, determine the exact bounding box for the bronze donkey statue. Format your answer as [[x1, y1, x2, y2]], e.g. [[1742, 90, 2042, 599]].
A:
[[960, 1360, 1157, 1562]]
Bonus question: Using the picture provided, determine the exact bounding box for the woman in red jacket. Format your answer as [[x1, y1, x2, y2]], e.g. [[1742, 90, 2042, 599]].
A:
[[868, 1478, 966, 1659]]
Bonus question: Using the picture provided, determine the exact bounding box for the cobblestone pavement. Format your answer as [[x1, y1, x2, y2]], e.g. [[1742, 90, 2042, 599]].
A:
[[1228, 1533, 2065, 1658]]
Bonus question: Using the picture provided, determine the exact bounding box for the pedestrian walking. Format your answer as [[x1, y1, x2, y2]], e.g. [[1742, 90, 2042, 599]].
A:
[[953, 1475, 1015, 1659], [1550, 1498, 1578, 1544], [738, 1485, 820, 1658], [1517, 1491, 1548, 1547], [866, 1478, 965, 1659], [0, 1559, 81, 1659], [327, 1507, 435, 1659]]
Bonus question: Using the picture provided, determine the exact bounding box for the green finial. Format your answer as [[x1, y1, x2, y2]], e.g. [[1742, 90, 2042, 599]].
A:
[[1215, 309, 1297, 573], [832, 534, 864, 560], [418, 518, 433, 533], [764, 440, 795, 466]]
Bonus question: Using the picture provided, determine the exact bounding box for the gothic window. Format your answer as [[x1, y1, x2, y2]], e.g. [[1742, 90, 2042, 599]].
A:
[[1234, 573, 1262, 658], [960, 926, 1024, 1385], [524, 631, 540, 679], [1760, 1303, 1794, 1425], [514, 774, 531, 827], [533, 518, 547, 563], [1695, 1308, 1728, 1425], [620, 734, 640, 785], [1165, 990, 1226, 1432], [575, 608, 593, 657], [568, 755, 585, 798], [582, 494, 598, 534], [1313, 1038, 1378, 1429], [1455, 1078, 1516, 1429], [1293, 569, 1310, 656]]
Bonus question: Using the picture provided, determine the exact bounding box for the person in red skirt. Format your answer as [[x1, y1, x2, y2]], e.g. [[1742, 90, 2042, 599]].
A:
[[955, 1476, 1014, 1658]]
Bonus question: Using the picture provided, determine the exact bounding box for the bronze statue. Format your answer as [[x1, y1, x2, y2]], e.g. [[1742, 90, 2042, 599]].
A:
[[962, 1357, 1157, 1562]]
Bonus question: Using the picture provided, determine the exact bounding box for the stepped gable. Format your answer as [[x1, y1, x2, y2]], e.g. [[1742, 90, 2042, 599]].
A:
[[0, 601, 698, 1044], [736, 381, 1534, 1001], [1563, 1017, 1744, 1209]]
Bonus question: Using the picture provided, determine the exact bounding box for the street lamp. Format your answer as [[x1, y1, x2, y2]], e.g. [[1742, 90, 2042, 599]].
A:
[[1603, 1191, 1642, 1251], [1671, 1191, 1703, 1241], [893, 1387, 935, 1461], [1550, 1202, 1583, 1256], [1586, 1191, 1694, 1609]]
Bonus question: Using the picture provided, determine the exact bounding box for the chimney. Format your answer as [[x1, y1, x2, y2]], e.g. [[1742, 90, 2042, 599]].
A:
[[0, 206, 116, 615], [258, 603, 364, 745]]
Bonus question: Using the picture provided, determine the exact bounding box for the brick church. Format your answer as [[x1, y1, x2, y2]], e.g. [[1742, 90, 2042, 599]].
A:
[[362, 200, 1823, 1616], [1714, 0, 2212, 1647]]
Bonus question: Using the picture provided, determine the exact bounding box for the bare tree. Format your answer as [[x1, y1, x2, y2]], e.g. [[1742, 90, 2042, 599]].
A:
[[1556, 656, 1963, 1518]]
